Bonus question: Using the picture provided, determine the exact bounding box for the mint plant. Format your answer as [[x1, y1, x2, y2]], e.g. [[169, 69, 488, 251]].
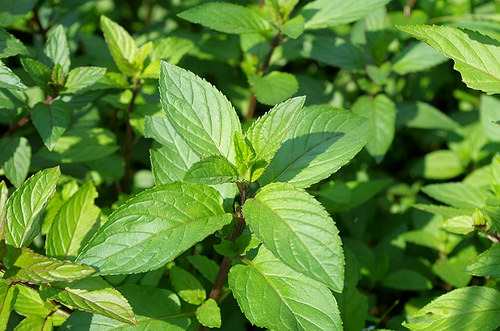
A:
[[2, 0, 500, 330]]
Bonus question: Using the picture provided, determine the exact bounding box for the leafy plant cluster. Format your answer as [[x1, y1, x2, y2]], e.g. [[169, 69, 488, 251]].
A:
[[0, 0, 500, 330]]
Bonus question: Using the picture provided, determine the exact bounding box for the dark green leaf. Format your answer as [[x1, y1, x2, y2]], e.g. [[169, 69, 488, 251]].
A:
[[0, 29, 28, 58], [250, 71, 298, 106], [178, 3, 271, 34], [0, 279, 17, 330], [31, 100, 70, 151], [186, 255, 218, 283], [0, 136, 31, 187], [0, 0, 37, 27], [20, 58, 51, 91], [466, 243, 500, 277], [170, 266, 205, 305]]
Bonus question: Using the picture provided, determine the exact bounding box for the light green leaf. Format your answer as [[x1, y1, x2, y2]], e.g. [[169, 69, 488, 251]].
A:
[[60, 285, 190, 330], [39, 277, 136, 324], [170, 266, 205, 305], [0, 279, 17, 330], [46, 182, 100, 261], [3, 247, 94, 283], [466, 243, 500, 277], [186, 255, 218, 283], [396, 101, 459, 130], [13, 285, 64, 324], [301, 0, 391, 30], [5, 167, 60, 247], [492, 155, 500, 198], [77, 183, 232, 275], [0, 0, 37, 27], [63, 67, 106, 94], [35, 128, 118, 163], [178, 3, 271, 34], [380, 269, 432, 291], [442, 215, 474, 234], [281, 15, 305, 39], [392, 42, 448, 74], [0, 29, 28, 58], [250, 71, 298, 106], [159, 62, 242, 161], [141, 38, 194, 79], [413, 204, 473, 219], [196, 299, 221, 328], [480, 95, 500, 141], [246, 96, 305, 162], [398, 25, 500, 94], [411, 150, 464, 180], [0, 181, 7, 241], [422, 183, 495, 209], [131, 41, 152, 74], [0, 137, 31, 187], [352, 94, 396, 163], [228, 246, 342, 330], [44, 25, 70, 74], [184, 156, 241, 185], [145, 116, 200, 184], [244, 182, 343, 290], [432, 245, 476, 288], [259, 105, 368, 188], [20, 58, 51, 91], [0, 61, 26, 90], [15, 315, 52, 331], [32, 100, 70, 151], [404, 287, 500, 330], [100, 16, 137, 76]]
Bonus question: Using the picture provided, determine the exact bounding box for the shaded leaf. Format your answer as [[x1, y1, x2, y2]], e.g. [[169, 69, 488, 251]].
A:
[[0, 29, 28, 58], [0, 61, 26, 90], [0, 137, 31, 187], [170, 266, 205, 305], [32, 100, 70, 151]]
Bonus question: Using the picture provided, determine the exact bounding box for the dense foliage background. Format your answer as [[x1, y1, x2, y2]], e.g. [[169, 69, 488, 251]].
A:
[[1, 0, 500, 330]]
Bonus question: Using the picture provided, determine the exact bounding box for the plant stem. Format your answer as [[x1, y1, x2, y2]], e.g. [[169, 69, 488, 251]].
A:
[[202, 184, 249, 330], [245, 29, 282, 122], [122, 80, 140, 193]]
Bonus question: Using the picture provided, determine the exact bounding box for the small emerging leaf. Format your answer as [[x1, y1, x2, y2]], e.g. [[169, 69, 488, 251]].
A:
[[196, 299, 221, 328]]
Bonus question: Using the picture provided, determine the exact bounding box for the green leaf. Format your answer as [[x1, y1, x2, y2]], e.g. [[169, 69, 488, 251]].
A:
[[170, 266, 205, 305], [0, 61, 26, 90], [141, 37, 194, 79], [0, 0, 37, 27], [398, 25, 500, 94], [422, 183, 495, 209], [20, 58, 51, 91], [396, 101, 459, 130], [35, 128, 118, 163], [466, 243, 500, 277], [259, 105, 368, 188], [13, 285, 63, 323], [178, 3, 271, 34], [60, 285, 189, 330], [184, 156, 241, 185], [145, 116, 200, 184], [44, 25, 70, 74], [196, 299, 221, 328], [5, 167, 60, 247], [0, 279, 17, 330], [0, 29, 28, 58], [100, 16, 137, 76], [63, 67, 107, 94], [246, 96, 305, 162], [0, 137, 31, 187], [3, 247, 94, 283], [77, 183, 232, 275], [411, 150, 464, 180], [283, 34, 367, 69], [243, 182, 343, 291], [413, 204, 473, 219], [352, 94, 396, 163], [32, 100, 70, 151], [0, 181, 8, 241], [15, 315, 52, 331], [404, 287, 500, 330], [432, 245, 476, 288], [380, 269, 432, 291], [46, 182, 100, 261], [442, 215, 474, 234], [186, 255, 218, 283], [492, 155, 500, 198], [281, 15, 305, 39], [228, 246, 342, 330], [39, 277, 136, 324], [250, 71, 299, 106], [480, 95, 500, 141], [392, 42, 448, 74], [159, 62, 242, 161], [131, 42, 152, 74], [301, 0, 391, 30]]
